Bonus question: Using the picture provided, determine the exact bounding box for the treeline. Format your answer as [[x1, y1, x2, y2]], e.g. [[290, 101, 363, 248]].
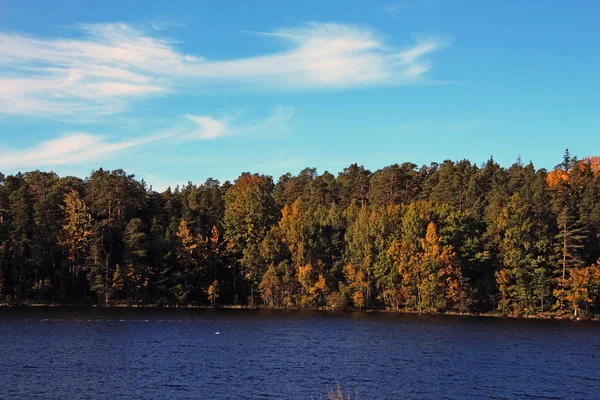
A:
[[1, 150, 600, 317]]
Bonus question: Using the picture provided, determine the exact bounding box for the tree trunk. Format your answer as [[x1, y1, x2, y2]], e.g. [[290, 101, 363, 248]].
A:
[[105, 258, 109, 306], [563, 216, 567, 280]]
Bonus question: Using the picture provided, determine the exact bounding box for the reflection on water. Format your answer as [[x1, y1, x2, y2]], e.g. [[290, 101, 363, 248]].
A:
[[0, 308, 599, 399]]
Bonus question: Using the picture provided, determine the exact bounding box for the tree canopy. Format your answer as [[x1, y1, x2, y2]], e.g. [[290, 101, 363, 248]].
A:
[[1, 150, 599, 317]]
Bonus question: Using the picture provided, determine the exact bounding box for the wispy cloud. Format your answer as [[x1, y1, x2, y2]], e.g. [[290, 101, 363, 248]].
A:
[[0, 22, 447, 119], [185, 115, 229, 140], [203, 24, 446, 88], [0, 131, 170, 169], [0, 106, 295, 170], [183, 106, 295, 140]]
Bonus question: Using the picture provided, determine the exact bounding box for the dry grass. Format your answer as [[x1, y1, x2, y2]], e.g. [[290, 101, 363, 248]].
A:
[[326, 384, 357, 400]]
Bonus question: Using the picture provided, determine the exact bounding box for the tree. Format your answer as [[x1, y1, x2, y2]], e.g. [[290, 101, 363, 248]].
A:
[[174, 218, 206, 305], [388, 219, 465, 313], [304, 171, 339, 210], [337, 164, 372, 207], [123, 218, 150, 303], [224, 173, 278, 305], [419, 222, 464, 313], [59, 189, 92, 296], [8, 183, 33, 299], [494, 194, 552, 314], [427, 160, 477, 211], [206, 280, 219, 306], [3, 150, 600, 315], [344, 263, 367, 309], [112, 264, 125, 300], [387, 239, 420, 310], [554, 210, 585, 280], [24, 172, 65, 302], [0, 262, 5, 300], [547, 149, 586, 281], [279, 200, 306, 269], [368, 163, 420, 207], [554, 261, 600, 316], [85, 169, 147, 305], [274, 167, 317, 209], [345, 205, 401, 308]]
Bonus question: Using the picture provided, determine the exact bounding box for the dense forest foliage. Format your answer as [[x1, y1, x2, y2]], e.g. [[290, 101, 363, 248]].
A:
[[1, 150, 600, 317]]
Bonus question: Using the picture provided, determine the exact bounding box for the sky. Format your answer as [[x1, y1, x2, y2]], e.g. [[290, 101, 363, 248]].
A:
[[1, 0, 599, 190]]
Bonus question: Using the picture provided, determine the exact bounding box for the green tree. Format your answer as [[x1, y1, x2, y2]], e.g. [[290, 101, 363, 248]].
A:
[[123, 218, 150, 303], [224, 173, 277, 305], [368, 163, 420, 207], [9, 183, 33, 299], [337, 164, 372, 207], [495, 194, 552, 315]]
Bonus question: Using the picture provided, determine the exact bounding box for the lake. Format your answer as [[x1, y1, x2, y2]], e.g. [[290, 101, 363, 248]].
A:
[[0, 308, 599, 399]]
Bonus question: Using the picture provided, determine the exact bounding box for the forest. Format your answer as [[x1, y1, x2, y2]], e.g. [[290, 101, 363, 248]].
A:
[[0, 150, 599, 318]]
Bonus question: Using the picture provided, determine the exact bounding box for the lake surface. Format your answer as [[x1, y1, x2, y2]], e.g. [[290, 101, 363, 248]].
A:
[[0, 308, 599, 399]]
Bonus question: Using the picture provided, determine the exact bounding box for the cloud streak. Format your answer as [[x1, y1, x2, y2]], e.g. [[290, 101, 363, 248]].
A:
[[184, 106, 295, 140], [0, 131, 170, 170], [0, 106, 295, 170], [0, 22, 447, 118]]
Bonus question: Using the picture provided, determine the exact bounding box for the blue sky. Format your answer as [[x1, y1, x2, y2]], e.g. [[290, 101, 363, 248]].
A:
[[1, 0, 599, 190]]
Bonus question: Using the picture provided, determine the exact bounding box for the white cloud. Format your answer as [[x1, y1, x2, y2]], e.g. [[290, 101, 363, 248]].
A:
[[0, 105, 294, 170], [0, 131, 169, 169], [185, 115, 229, 140], [190, 24, 445, 88], [184, 106, 295, 140], [0, 22, 447, 119]]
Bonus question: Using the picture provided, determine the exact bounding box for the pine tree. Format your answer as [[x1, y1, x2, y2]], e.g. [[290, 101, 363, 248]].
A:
[[224, 173, 277, 305], [554, 209, 585, 280], [337, 164, 372, 207], [495, 194, 552, 314], [123, 218, 149, 303], [9, 184, 33, 299]]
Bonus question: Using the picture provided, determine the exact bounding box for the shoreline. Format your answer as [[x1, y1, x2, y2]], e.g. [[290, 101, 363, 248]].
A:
[[1, 302, 597, 321]]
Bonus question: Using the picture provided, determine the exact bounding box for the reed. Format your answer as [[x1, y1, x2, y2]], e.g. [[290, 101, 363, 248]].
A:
[[326, 384, 357, 400]]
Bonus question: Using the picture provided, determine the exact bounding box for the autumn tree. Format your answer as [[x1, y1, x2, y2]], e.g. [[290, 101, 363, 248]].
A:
[[206, 280, 219, 306], [174, 218, 207, 305], [419, 222, 465, 312], [344, 263, 367, 309], [546, 150, 586, 282], [59, 189, 92, 296], [554, 261, 600, 316], [388, 215, 465, 313], [2, 150, 600, 315], [259, 264, 280, 307]]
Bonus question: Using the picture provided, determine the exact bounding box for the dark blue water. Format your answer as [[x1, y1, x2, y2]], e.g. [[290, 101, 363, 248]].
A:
[[0, 308, 599, 399]]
